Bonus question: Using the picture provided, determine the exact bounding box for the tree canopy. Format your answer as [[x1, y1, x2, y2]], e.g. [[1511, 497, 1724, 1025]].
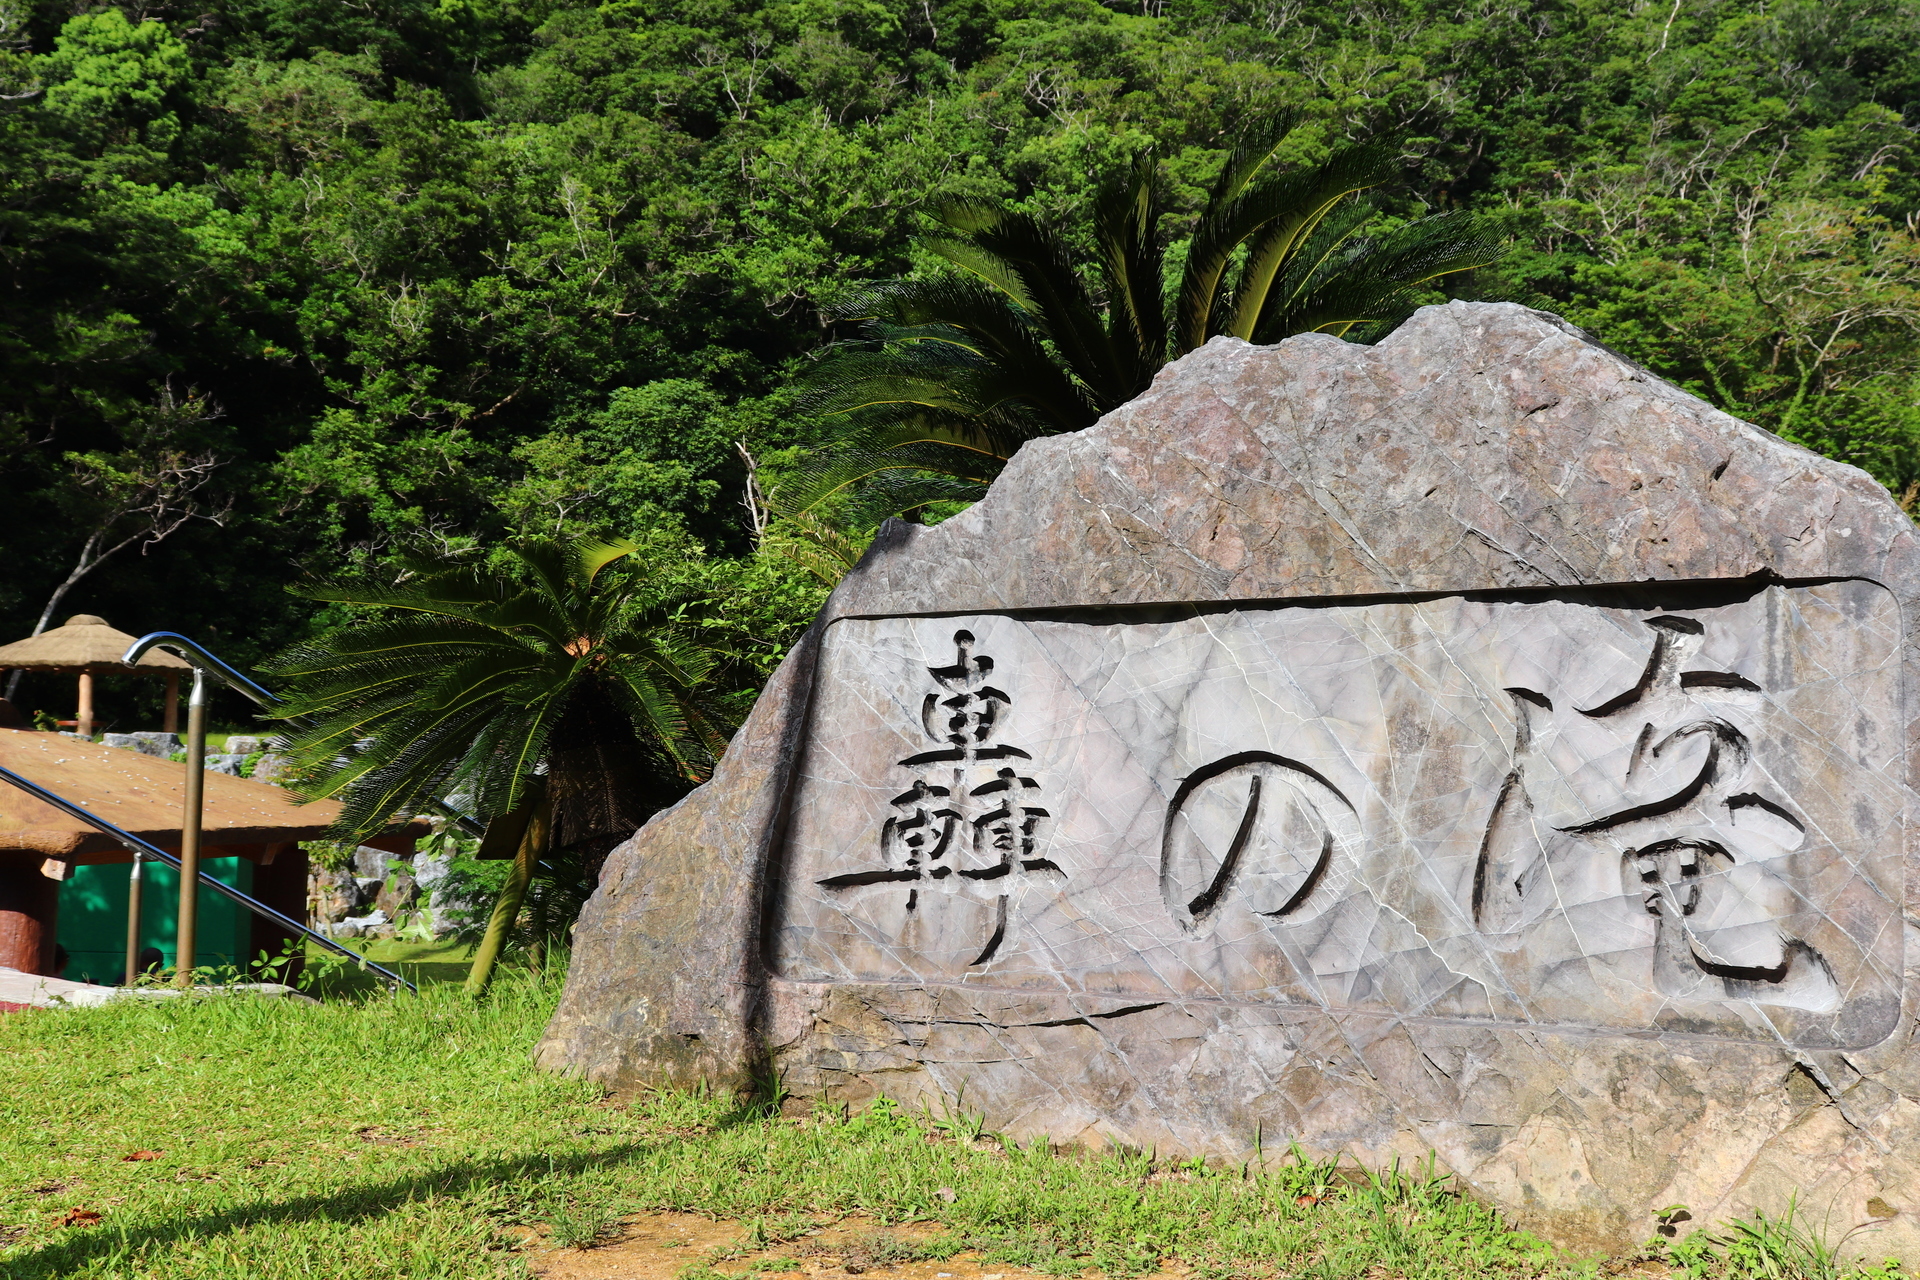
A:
[[2, 0, 1918, 727]]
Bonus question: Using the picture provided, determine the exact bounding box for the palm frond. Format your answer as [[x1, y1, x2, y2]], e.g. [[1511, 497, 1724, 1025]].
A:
[[796, 120, 1506, 525], [1179, 144, 1399, 349], [818, 278, 1096, 432], [1207, 112, 1300, 209], [512, 540, 581, 616], [577, 536, 640, 586], [273, 538, 738, 845], [1092, 151, 1172, 402], [959, 206, 1130, 407], [295, 567, 502, 617], [287, 648, 567, 798], [1253, 207, 1505, 343], [1172, 117, 1314, 352], [761, 505, 873, 586], [922, 235, 1027, 302], [783, 421, 1011, 513], [1215, 147, 1401, 341]]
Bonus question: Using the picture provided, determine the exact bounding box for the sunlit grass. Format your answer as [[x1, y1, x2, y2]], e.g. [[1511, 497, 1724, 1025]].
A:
[[0, 967, 1904, 1280]]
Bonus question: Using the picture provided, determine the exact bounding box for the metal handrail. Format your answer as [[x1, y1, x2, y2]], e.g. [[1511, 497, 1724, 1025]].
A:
[[123, 632, 278, 708], [0, 763, 415, 992], [122, 632, 486, 838]]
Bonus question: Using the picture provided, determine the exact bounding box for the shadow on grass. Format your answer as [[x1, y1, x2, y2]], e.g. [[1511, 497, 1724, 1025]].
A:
[[308, 959, 474, 996], [9, 1143, 642, 1276], [298, 941, 485, 999], [396, 960, 476, 986], [9, 1100, 781, 1276]]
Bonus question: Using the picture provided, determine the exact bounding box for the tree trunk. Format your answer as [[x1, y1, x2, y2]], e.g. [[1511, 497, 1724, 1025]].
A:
[[2, 534, 105, 701], [465, 796, 550, 996]]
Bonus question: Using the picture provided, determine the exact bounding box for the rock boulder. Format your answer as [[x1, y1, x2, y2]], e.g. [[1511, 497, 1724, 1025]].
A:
[[540, 303, 1920, 1260]]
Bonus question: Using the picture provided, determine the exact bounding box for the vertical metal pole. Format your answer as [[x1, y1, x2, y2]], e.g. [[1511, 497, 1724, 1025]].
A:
[[124, 854, 144, 986], [174, 667, 206, 988]]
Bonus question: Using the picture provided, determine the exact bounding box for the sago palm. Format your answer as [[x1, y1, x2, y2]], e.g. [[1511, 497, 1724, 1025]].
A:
[[264, 537, 731, 993], [795, 120, 1502, 518]]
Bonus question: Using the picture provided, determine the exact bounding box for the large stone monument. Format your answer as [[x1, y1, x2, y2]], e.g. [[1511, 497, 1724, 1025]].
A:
[[540, 303, 1920, 1259]]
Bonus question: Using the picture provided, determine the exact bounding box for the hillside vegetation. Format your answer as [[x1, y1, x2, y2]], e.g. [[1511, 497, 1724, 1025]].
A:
[[3, 0, 1917, 723]]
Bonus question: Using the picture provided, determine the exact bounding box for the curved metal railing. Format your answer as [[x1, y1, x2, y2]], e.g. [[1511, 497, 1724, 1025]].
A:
[[124, 631, 279, 707], [0, 764, 415, 992]]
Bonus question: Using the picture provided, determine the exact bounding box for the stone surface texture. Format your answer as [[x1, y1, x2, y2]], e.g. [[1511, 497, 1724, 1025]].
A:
[[102, 731, 182, 758], [539, 303, 1920, 1260]]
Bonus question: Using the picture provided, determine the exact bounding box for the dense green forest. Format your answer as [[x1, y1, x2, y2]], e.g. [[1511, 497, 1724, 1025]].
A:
[[4, 0, 1918, 731]]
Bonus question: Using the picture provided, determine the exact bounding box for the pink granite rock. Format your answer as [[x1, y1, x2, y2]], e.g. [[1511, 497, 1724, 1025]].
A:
[[539, 303, 1920, 1260]]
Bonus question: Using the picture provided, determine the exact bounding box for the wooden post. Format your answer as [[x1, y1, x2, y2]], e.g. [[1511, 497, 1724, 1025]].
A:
[[0, 859, 59, 974], [249, 843, 308, 985], [162, 671, 179, 735], [75, 670, 93, 739], [174, 668, 206, 987], [124, 855, 145, 986]]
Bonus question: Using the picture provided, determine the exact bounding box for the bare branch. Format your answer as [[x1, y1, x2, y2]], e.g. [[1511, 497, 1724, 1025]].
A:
[[9, 386, 231, 695], [736, 440, 769, 543]]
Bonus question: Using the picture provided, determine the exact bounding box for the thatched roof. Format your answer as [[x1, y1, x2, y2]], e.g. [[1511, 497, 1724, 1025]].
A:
[[0, 728, 426, 864], [0, 616, 191, 673]]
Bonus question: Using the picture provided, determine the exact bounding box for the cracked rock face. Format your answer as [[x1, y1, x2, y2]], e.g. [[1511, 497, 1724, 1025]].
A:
[[539, 303, 1920, 1260]]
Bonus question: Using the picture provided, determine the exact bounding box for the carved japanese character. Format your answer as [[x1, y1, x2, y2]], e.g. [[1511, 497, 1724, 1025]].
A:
[[817, 629, 1062, 968], [1475, 615, 1837, 1011]]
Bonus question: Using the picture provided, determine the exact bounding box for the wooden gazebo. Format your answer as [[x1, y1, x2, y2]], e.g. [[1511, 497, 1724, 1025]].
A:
[[0, 729, 425, 976], [0, 615, 193, 737]]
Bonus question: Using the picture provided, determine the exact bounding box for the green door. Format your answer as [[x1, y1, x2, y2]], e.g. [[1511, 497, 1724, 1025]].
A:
[[56, 858, 255, 984]]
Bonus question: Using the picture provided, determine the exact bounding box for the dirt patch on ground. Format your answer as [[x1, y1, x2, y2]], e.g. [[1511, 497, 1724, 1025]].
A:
[[523, 1212, 1187, 1280]]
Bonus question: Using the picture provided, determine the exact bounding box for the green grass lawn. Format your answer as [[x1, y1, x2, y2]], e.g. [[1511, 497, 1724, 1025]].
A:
[[0, 961, 1906, 1280]]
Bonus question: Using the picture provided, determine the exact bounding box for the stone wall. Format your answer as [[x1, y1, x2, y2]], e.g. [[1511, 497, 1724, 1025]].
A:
[[539, 303, 1920, 1260]]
